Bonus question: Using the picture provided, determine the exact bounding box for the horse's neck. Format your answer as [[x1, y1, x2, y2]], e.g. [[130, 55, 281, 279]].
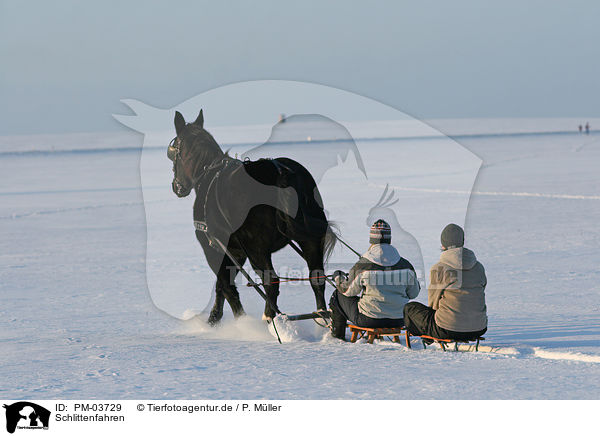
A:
[[191, 149, 225, 181]]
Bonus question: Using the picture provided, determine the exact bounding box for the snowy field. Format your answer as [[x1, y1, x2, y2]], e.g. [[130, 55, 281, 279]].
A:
[[1, 118, 599, 400]]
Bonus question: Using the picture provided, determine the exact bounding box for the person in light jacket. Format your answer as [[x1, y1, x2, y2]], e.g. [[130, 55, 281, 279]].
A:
[[404, 224, 487, 342], [329, 219, 420, 340]]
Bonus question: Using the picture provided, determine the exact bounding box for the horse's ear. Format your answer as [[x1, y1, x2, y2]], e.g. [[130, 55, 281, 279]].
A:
[[194, 109, 204, 128], [174, 111, 186, 135]]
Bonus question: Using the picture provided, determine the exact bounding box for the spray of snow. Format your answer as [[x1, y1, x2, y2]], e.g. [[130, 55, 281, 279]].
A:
[[533, 348, 600, 363], [178, 314, 274, 342], [177, 311, 331, 343], [268, 314, 329, 343]]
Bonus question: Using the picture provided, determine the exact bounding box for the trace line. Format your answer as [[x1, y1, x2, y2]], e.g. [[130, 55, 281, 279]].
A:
[[371, 183, 600, 201]]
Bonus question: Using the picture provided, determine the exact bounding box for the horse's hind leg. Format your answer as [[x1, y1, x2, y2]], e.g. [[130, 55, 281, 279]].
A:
[[298, 239, 327, 312], [218, 252, 246, 319], [248, 254, 280, 321], [207, 282, 225, 326], [222, 265, 246, 318]]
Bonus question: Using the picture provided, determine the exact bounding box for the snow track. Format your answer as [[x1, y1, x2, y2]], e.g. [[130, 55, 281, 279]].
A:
[[0, 200, 146, 220], [223, 316, 600, 365], [370, 183, 600, 201], [532, 348, 600, 363], [264, 318, 600, 364]]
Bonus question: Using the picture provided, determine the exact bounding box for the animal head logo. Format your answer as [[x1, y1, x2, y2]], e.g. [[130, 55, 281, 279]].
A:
[[243, 113, 367, 184], [366, 184, 426, 285], [114, 80, 481, 320], [3, 402, 50, 434], [366, 184, 398, 227]]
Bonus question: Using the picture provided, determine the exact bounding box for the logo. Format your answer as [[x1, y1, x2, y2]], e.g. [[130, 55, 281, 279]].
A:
[[114, 80, 480, 320], [3, 402, 50, 434]]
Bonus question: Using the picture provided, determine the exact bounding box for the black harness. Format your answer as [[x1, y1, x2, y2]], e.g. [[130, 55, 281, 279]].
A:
[[192, 156, 241, 249]]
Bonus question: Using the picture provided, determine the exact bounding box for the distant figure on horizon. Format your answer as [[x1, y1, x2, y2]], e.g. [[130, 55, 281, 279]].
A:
[[278, 113, 286, 123], [578, 124, 582, 133], [585, 122, 590, 134]]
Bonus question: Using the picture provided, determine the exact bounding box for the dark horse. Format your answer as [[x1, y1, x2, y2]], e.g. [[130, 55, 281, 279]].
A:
[[168, 109, 336, 324]]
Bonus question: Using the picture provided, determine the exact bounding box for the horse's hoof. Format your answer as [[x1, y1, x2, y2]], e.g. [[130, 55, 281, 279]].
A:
[[233, 310, 247, 319], [207, 316, 221, 327]]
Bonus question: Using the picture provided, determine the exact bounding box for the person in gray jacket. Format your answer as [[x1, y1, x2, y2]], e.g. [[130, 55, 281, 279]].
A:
[[403, 224, 487, 342], [329, 219, 421, 340]]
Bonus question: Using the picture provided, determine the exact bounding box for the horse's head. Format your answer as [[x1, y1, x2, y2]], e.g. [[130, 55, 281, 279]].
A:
[[168, 109, 223, 197]]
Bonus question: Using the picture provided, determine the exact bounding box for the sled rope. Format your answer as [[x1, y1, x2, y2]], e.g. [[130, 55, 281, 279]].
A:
[[334, 234, 362, 258], [245, 274, 334, 286]]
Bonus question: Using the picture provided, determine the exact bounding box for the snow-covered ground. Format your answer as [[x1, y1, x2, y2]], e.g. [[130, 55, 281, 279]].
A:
[[1, 119, 599, 399]]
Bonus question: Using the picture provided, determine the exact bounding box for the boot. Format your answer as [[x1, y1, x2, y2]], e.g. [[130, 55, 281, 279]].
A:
[[330, 308, 347, 341]]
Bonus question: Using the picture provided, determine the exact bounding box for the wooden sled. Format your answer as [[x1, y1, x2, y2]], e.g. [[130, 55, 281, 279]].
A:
[[418, 334, 486, 351], [348, 324, 411, 347]]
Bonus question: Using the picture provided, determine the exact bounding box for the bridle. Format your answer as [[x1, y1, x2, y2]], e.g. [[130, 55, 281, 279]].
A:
[[167, 136, 179, 162], [167, 134, 233, 196], [168, 136, 186, 194]]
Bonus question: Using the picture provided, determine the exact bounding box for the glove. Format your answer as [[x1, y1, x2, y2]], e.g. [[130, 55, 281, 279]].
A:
[[332, 270, 347, 286]]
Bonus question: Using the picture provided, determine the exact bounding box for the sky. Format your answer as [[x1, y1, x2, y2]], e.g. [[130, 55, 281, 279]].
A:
[[1, 0, 599, 134]]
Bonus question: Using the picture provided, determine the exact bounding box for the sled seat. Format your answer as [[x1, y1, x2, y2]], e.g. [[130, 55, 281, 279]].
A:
[[417, 334, 485, 351], [348, 325, 411, 347]]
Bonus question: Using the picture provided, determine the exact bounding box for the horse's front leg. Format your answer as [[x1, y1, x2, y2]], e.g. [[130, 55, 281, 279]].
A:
[[199, 233, 244, 325]]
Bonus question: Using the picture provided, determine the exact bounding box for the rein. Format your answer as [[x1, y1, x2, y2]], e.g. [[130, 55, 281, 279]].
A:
[[245, 274, 333, 287]]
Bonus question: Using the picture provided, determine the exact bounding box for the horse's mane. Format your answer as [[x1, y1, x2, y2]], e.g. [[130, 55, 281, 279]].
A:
[[186, 125, 225, 169]]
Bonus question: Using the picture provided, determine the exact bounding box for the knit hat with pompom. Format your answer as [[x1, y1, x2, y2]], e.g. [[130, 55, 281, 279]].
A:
[[369, 219, 391, 244]]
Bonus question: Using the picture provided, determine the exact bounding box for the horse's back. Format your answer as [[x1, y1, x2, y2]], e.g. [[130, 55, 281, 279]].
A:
[[242, 158, 280, 186], [241, 157, 327, 241], [242, 157, 316, 189]]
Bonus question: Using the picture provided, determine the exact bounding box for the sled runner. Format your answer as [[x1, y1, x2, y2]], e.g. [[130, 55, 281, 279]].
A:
[[344, 326, 487, 351], [416, 334, 485, 351], [348, 325, 410, 346]]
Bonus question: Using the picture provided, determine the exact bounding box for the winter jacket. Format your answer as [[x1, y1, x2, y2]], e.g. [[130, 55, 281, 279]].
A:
[[428, 247, 487, 332], [336, 244, 420, 319]]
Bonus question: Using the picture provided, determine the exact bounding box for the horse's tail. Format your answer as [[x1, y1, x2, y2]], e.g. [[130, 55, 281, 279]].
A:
[[323, 220, 338, 262]]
